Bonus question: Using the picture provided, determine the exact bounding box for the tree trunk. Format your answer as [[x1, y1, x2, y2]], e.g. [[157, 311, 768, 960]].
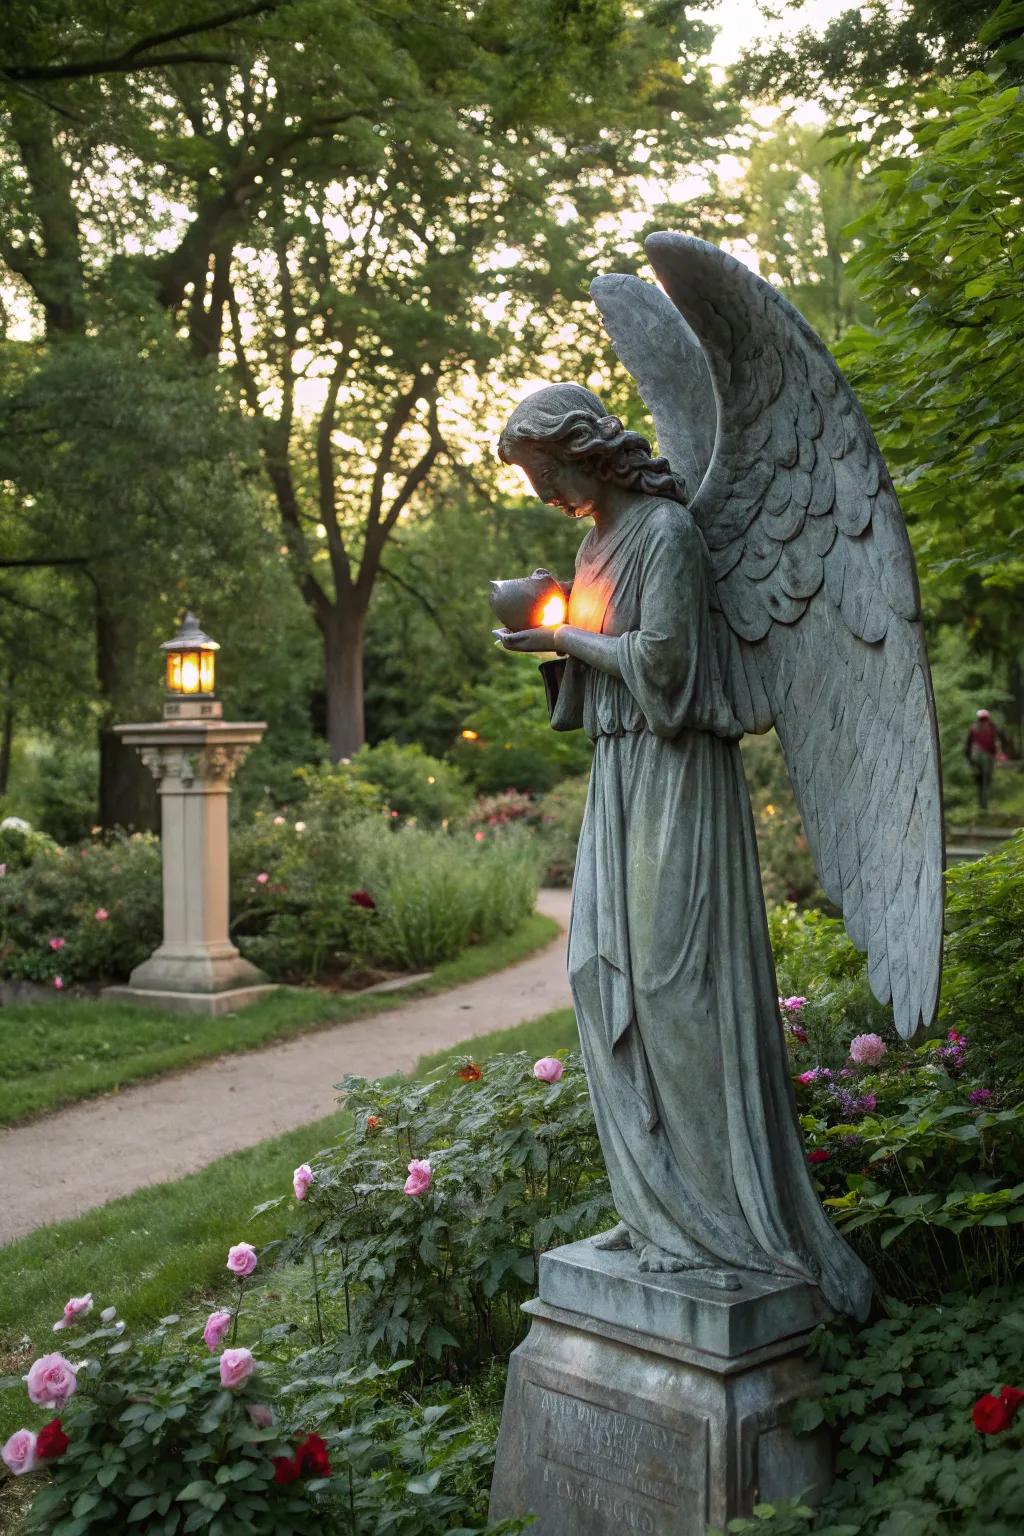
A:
[[323, 607, 367, 761], [96, 588, 159, 831]]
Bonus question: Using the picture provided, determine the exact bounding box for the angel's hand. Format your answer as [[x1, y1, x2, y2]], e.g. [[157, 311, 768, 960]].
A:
[[494, 626, 561, 653]]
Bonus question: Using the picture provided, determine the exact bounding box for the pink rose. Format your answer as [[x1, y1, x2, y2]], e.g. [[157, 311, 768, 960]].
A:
[[404, 1159, 432, 1196], [53, 1293, 92, 1332], [226, 1242, 258, 1278], [474, 830, 485, 842], [273, 815, 286, 825], [256, 871, 269, 885], [247, 1402, 274, 1429], [24, 1353, 77, 1409], [293, 1163, 314, 1201], [219, 1347, 255, 1389], [2, 1429, 39, 1477], [203, 1310, 233, 1352], [849, 1033, 887, 1067], [53, 976, 63, 990], [533, 1057, 564, 1084], [94, 908, 109, 921], [49, 937, 65, 951], [780, 996, 807, 1013]]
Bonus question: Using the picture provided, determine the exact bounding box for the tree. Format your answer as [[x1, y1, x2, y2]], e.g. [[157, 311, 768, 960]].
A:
[[836, 62, 1024, 731], [731, 0, 996, 110], [0, 0, 733, 791], [736, 121, 874, 342]]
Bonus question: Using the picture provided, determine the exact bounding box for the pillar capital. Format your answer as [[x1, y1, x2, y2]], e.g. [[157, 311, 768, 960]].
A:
[[114, 720, 266, 791]]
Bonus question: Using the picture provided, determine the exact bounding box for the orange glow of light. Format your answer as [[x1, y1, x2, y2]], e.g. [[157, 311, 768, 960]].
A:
[[461, 728, 480, 741], [539, 593, 567, 628]]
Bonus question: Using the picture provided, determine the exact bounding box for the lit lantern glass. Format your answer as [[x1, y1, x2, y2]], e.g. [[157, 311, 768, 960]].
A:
[[162, 611, 219, 700]]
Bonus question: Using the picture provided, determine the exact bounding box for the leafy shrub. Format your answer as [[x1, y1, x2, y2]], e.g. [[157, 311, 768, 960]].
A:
[[462, 790, 539, 835], [534, 774, 589, 886], [742, 733, 824, 908], [7, 740, 100, 845], [941, 830, 1024, 1093], [349, 740, 472, 828], [274, 1051, 613, 1384], [2, 1296, 523, 1534], [453, 661, 592, 795], [0, 832, 162, 985], [716, 1287, 1024, 1535]]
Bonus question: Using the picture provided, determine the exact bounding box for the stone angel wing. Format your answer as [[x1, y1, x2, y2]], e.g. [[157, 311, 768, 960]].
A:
[[593, 233, 944, 1040]]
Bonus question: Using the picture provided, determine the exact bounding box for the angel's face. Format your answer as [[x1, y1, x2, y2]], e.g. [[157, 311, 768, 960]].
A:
[[508, 443, 600, 520]]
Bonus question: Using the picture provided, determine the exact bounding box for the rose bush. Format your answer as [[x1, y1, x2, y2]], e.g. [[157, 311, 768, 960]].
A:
[[0, 1297, 526, 1534], [268, 1049, 612, 1383]]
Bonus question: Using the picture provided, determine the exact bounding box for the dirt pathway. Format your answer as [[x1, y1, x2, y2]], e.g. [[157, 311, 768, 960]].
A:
[[0, 889, 572, 1245]]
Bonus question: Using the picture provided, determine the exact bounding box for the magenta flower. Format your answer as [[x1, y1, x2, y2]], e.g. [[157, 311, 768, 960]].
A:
[[404, 1159, 433, 1197], [53, 976, 64, 990], [797, 1067, 831, 1085], [23, 1353, 77, 1409], [53, 1293, 92, 1332], [49, 936, 65, 951], [255, 872, 269, 885], [203, 1310, 232, 1352], [226, 1243, 258, 1278], [219, 1347, 255, 1389], [293, 1163, 314, 1201], [94, 907, 109, 921], [533, 1057, 564, 1084], [849, 1033, 887, 1067], [969, 1088, 993, 1105], [780, 996, 807, 1013], [2, 1429, 39, 1477], [857, 1093, 877, 1114]]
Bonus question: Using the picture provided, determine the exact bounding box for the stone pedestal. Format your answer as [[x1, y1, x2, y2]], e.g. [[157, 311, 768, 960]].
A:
[[489, 1237, 833, 1534], [101, 719, 276, 1017]]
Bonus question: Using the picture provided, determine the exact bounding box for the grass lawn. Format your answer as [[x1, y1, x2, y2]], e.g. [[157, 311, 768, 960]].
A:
[[0, 912, 558, 1127], [0, 1004, 577, 1453]]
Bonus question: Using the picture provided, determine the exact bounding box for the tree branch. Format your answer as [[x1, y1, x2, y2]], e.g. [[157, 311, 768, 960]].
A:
[[1, 1, 288, 84]]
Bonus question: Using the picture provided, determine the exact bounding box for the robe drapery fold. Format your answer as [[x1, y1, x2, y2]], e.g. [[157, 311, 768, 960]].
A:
[[549, 496, 873, 1322]]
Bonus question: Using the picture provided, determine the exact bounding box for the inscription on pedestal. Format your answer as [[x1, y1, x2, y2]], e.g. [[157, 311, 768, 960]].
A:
[[525, 1383, 706, 1534]]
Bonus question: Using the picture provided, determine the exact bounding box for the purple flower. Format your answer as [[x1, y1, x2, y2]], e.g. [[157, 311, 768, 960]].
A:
[[969, 1088, 993, 1105]]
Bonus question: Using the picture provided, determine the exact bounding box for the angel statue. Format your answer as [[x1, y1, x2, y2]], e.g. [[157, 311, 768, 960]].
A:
[[492, 234, 943, 1323]]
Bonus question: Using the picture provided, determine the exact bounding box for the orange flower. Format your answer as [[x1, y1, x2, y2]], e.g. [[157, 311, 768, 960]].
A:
[[365, 1115, 382, 1132], [457, 1062, 483, 1082]]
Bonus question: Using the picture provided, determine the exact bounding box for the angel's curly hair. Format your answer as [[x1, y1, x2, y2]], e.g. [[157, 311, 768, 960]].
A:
[[497, 383, 686, 504]]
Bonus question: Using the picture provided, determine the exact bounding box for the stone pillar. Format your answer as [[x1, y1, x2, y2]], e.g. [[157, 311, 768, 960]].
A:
[[102, 720, 276, 1016], [489, 1237, 834, 1534]]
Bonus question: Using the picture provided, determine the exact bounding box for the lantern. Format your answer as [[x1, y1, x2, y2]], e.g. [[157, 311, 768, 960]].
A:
[[161, 611, 221, 720]]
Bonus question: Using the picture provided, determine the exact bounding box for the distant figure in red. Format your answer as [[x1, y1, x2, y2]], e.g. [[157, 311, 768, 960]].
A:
[[965, 709, 1004, 810]]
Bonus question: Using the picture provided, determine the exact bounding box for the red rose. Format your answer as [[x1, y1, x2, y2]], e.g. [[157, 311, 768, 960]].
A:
[[273, 1454, 301, 1484], [349, 890, 375, 910], [808, 1148, 830, 1165], [1000, 1385, 1024, 1415], [457, 1062, 482, 1082], [36, 1419, 69, 1459], [295, 1432, 331, 1478], [973, 1394, 1014, 1434]]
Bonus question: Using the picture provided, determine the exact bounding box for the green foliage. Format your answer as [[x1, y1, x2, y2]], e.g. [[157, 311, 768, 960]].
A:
[[0, 831, 162, 985], [454, 659, 592, 794], [3, 1308, 520, 1535], [837, 69, 1024, 657], [941, 830, 1024, 1091], [348, 741, 471, 827], [743, 734, 824, 909], [793, 1288, 1024, 1536], [7, 741, 99, 846], [928, 626, 1017, 823], [281, 1052, 613, 1382], [534, 773, 590, 886]]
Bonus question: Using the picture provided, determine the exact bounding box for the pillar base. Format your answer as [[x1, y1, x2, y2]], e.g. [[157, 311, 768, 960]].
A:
[[125, 945, 269, 995], [488, 1236, 833, 1534], [101, 982, 280, 1016]]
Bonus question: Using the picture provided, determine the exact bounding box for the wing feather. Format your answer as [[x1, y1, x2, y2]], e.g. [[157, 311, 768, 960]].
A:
[[637, 232, 944, 1039]]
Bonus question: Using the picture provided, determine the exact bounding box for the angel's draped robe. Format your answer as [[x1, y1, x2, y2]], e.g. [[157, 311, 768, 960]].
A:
[[545, 494, 872, 1322]]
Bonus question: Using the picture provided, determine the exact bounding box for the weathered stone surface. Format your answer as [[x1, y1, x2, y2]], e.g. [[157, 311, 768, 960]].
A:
[[540, 1239, 829, 1360], [489, 1241, 832, 1533], [101, 982, 279, 1016]]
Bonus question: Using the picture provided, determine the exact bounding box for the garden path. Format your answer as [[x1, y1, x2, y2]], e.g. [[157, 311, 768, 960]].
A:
[[0, 889, 572, 1245]]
